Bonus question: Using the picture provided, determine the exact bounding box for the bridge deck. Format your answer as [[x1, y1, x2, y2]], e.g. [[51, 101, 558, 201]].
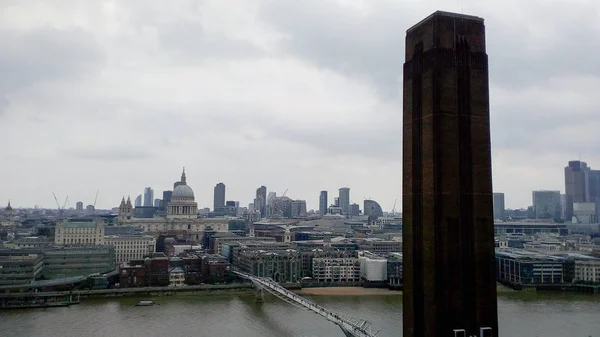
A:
[[233, 270, 379, 337]]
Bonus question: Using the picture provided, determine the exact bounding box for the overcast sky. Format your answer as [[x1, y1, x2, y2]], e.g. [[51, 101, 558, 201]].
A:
[[1, 0, 599, 211]]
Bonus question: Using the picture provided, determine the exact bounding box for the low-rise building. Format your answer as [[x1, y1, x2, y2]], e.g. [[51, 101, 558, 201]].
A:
[[0, 253, 44, 285], [312, 257, 360, 284], [496, 249, 566, 286], [236, 248, 300, 283], [575, 260, 600, 284], [12, 236, 53, 249], [201, 255, 231, 284], [147, 253, 170, 286], [357, 238, 401, 255], [387, 252, 402, 289], [104, 235, 156, 264], [55, 220, 105, 245], [169, 267, 185, 287], [298, 247, 356, 279], [43, 245, 116, 279], [213, 235, 275, 256], [359, 252, 388, 287], [119, 262, 146, 288]]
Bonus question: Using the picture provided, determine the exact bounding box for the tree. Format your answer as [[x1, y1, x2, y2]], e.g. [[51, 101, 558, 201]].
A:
[[208, 274, 217, 285], [36, 227, 53, 237]]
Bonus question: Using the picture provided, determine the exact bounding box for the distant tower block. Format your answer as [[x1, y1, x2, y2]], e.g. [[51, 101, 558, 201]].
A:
[[402, 11, 498, 337]]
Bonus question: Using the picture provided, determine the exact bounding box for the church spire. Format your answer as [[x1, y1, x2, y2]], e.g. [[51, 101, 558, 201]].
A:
[[181, 166, 187, 185]]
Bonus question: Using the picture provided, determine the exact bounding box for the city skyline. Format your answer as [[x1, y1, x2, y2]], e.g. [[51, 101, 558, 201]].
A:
[[2, 162, 597, 212], [1, 1, 598, 210]]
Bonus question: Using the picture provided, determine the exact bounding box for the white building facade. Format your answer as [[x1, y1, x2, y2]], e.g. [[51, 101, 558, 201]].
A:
[[575, 260, 600, 283], [312, 257, 360, 283], [104, 235, 156, 264], [55, 220, 105, 245]]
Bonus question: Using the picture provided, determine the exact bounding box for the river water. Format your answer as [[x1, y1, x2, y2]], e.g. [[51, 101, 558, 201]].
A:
[[1, 291, 599, 337]]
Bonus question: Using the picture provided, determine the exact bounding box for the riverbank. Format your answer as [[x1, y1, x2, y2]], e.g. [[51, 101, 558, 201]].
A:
[[0, 283, 255, 300]]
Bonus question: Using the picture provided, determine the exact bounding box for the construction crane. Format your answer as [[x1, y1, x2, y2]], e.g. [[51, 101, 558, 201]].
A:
[[282, 189, 288, 197], [391, 199, 398, 216], [93, 190, 99, 214], [62, 196, 69, 210], [53, 192, 66, 217], [52, 192, 61, 210]]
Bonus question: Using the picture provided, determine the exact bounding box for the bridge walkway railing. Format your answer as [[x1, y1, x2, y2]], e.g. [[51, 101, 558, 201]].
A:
[[233, 270, 379, 337]]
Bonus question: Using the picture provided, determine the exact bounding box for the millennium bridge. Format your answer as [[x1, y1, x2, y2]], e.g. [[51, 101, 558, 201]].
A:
[[232, 269, 380, 337]]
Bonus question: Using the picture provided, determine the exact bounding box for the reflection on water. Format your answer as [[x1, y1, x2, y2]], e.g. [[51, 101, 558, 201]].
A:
[[0, 292, 598, 337]]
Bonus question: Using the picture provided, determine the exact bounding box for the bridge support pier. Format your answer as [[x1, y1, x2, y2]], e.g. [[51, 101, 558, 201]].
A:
[[339, 326, 357, 337], [255, 287, 264, 303]]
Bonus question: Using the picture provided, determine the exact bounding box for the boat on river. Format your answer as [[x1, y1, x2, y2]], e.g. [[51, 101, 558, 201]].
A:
[[135, 300, 154, 306]]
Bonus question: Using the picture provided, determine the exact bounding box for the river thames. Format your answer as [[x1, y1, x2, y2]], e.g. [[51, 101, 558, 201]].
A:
[[1, 290, 599, 337]]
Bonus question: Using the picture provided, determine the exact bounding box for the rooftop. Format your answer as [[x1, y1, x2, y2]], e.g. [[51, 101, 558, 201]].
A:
[[407, 10, 484, 33], [60, 221, 100, 229]]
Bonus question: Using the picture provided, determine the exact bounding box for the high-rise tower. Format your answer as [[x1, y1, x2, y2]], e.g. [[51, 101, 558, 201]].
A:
[[492, 193, 505, 220], [214, 183, 226, 211], [338, 188, 350, 215], [564, 160, 590, 221], [143, 187, 154, 207], [402, 11, 498, 337], [255, 186, 267, 217], [319, 191, 328, 215]]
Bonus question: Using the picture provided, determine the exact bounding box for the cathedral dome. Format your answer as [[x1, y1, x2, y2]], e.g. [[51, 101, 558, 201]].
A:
[[172, 184, 194, 200]]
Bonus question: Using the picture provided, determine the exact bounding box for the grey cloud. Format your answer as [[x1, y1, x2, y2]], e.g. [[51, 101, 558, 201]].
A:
[[0, 27, 106, 94], [486, 6, 600, 90], [156, 19, 265, 63], [259, 0, 409, 98], [272, 123, 401, 160], [63, 147, 156, 161], [259, 0, 600, 94], [0, 96, 8, 115]]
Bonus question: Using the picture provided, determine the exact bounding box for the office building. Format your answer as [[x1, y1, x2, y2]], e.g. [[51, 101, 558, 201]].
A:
[[589, 170, 600, 216], [159, 190, 173, 212], [55, 220, 105, 245], [104, 235, 156, 264], [402, 11, 498, 336], [349, 203, 360, 216], [338, 188, 350, 215], [573, 202, 598, 224], [153, 198, 161, 208], [163, 190, 173, 203], [291, 200, 307, 217], [532, 190, 561, 219], [319, 191, 328, 215], [312, 257, 360, 284], [565, 160, 590, 221], [493, 193, 505, 220], [334, 197, 339, 207], [42, 245, 116, 279], [214, 183, 226, 211], [256, 186, 267, 216], [135, 194, 142, 207], [364, 199, 384, 217], [76, 201, 84, 213], [267, 192, 277, 206], [236, 248, 300, 283], [0, 253, 44, 285], [143, 187, 154, 207]]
